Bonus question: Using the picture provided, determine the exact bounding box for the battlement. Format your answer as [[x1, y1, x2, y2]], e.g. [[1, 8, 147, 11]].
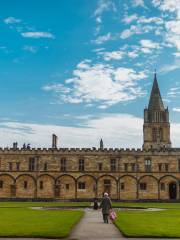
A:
[[0, 147, 179, 155]]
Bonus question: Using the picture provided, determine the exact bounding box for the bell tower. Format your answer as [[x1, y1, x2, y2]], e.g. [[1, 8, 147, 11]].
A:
[[143, 72, 171, 150]]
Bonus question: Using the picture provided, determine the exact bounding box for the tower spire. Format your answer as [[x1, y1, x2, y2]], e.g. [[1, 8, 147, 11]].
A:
[[143, 72, 171, 150], [148, 71, 164, 111]]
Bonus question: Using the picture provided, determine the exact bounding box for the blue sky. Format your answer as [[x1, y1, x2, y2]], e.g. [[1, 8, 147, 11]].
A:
[[0, 0, 180, 148]]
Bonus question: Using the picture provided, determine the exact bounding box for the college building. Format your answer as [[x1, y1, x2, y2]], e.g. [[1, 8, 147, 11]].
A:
[[0, 73, 180, 201]]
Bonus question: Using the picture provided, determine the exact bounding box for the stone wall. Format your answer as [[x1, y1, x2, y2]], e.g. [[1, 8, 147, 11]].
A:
[[0, 148, 180, 200]]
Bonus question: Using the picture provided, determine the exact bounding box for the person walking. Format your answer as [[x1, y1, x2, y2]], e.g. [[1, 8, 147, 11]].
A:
[[100, 192, 112, 223], [93, 198, 99, 210]]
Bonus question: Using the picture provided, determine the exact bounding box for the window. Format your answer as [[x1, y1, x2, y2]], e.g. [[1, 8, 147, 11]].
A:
[[61, 158, 66, 172], [110, 159, 116, 171], [145, 159, 151, 172], [136, 164, 139, 172], [24, 181, 28, 189], [44, 162, 48, 171], [124, 163, 128, 172], [152, 128, 157, 142], [29, 157, 36, 171], [98, 163, 102, 171], [16, 162, 20, 171], [178, 159, 180, 172], [78, 182, 85, 189], [120, 183, 125, 190], [140, 183, 147, 190], [79, 159, 85, 171], [39, 181, 43, 190], [104, 179, 111, 193], [8, 162, 12, 171], [160, 183, 165, 191], [165, 163, 169, 172], [66, 184, 69, 190], [104, 179, 111, 185], [159, 128, 163, 141], [158, 163, 162, 172], [0, 180, 3, 188], [131, 163, 136, 172]]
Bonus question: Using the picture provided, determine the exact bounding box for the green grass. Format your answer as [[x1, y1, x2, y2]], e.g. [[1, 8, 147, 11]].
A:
[[0, 201, 90, 208], [114, 209, 180, 238], [0, 208, 83, 238], [112, 202, 180, 209]]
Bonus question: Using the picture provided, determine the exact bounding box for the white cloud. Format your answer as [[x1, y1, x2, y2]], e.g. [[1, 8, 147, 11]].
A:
[[0, 114, 143, 148], [165, 20, 180, 50], [21, 31, 54, 39], [98, 50, 125, 61], [140, 39, 160, 49], [160, 0, 180, 19], [127, 51, 139, 58], [167, 86, 180, 99], [174, 52, 180, 57], [4, 17, 21, 24], [132, 0, 147, 8], [153, 1, 180, 51], [173, 108, 180, 112], [120, 25, 155, 39], [160, 60, 180, 73], [23, 45, 37, 53], [43, 60, 147, 108], [1, 113, 180, 148], [122, 14, 138, 24], [120, 25, 140, 39], [92, 33, 113, 44], [94, 0, 116, 17], [93, 0, 116, 34], [137, 16, 163, 25]]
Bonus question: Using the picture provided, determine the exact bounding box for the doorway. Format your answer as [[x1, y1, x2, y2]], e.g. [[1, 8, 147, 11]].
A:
[[169, 182, 177, 199]]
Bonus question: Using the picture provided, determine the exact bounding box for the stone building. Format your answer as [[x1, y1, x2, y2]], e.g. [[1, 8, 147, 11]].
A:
[[0, 74, 180, 201]]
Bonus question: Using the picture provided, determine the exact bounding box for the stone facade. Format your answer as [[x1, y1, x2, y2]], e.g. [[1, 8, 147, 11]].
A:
[[0, 74, 180, 201]]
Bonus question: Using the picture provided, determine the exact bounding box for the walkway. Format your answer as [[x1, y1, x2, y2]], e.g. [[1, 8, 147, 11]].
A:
[[68, 209, 122, 240], [66, 209, 180, 240]]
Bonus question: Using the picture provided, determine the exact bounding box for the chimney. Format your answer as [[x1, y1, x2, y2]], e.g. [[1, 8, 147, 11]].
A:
[[52, 134, 58, 148], [13, 142, 18, 149], [100, 139, 104, 149]]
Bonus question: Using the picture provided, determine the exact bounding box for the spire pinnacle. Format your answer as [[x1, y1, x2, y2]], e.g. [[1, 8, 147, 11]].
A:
[[148, 72, 164, 111]]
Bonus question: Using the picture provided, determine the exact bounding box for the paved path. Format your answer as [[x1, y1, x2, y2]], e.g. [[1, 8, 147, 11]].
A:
[[66, 209, 180, 240], [68, 209, 122, 240]]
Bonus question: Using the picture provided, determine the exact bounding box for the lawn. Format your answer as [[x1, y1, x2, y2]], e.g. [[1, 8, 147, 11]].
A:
[[0, 208, 83, 238], [114, 209, 180, 238], [112, 202, 180, 209], [0, 201, 90, 208]]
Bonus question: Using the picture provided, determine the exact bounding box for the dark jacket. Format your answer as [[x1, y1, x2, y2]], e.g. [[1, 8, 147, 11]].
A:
[[100, 196, 112, 214]]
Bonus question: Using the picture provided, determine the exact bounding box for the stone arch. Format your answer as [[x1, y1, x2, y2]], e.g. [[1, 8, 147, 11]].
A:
[[77, 175, 97, 199], [56, 174, 76, 200], [138, 175, 158, 200], [97, 175, 118, 199], [55, 174, 76, 184], [0, 174, 15, 198], [159, 175, 179, 200], [119, 175, 137, 200], [15, 174, 36, 198], [37, 174, 55, 198]]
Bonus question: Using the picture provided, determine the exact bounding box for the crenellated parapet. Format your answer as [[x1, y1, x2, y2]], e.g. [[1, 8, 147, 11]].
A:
[[0, 147, 180, 156]]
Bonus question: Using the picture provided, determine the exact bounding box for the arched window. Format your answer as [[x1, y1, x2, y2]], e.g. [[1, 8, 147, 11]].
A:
[[152, 128, 157, 142]]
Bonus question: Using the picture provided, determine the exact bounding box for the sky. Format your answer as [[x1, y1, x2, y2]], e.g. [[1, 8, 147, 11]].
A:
[[0, 0, 180, 148]]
